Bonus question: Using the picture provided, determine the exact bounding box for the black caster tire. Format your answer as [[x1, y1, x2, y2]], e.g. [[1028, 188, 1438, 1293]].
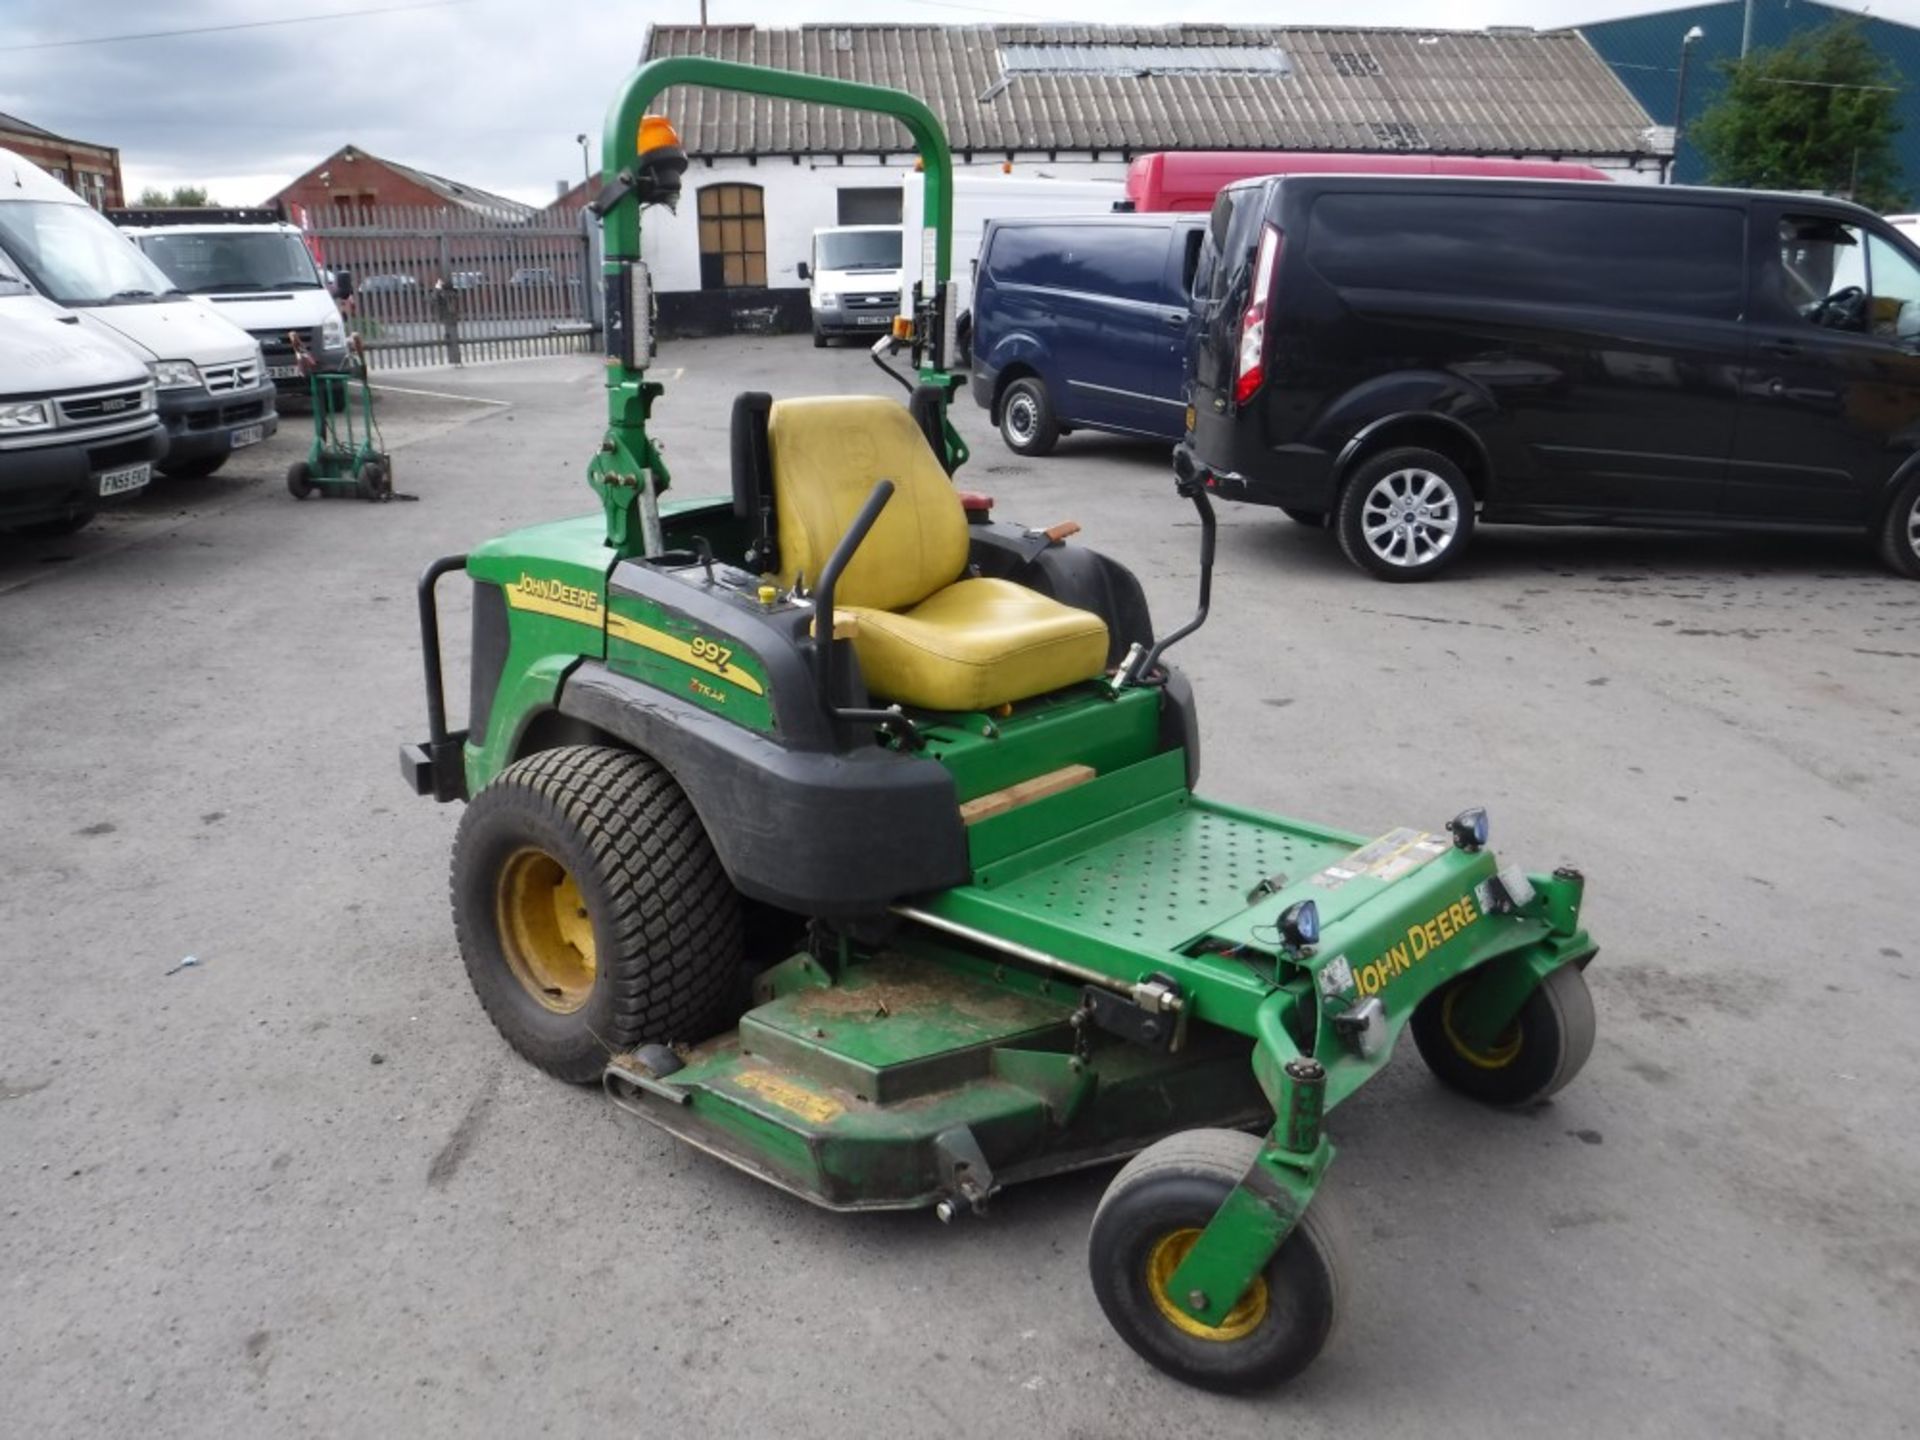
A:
[[1088, 1129, 1348, 1393], [158, 454, 229, 480], [1335, 446, 1474, 581], [450, 745, 744, 1083], [286, 462, 315, 500], [1877, 469, 1920, 579], [998, 377, 1058, 457], [1410, 962, 1596, 1107], [1279, 507, 1325, 528], [357, 460, 391, 501]]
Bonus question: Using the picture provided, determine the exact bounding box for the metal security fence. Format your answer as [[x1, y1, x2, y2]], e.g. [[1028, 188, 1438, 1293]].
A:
[[309, 207, 601, 370]]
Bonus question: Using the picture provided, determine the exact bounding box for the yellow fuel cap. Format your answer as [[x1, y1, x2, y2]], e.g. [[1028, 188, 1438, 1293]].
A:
[[758, 583, 777, 608]]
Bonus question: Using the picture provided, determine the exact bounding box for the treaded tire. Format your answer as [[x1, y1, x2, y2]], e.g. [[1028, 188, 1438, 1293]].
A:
[[1877, 469, 1920, 579], [1335, 446, 1475, 582], [1088, 1129, 1348, 1393], [450, 745, 743, 1082], [1410, 962, 1596, 1107], [998, 376, 1059, 457]]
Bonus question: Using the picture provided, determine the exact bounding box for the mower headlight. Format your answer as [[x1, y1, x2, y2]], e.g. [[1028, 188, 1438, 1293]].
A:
[[0, 399, 53, 432], [1448, 807, 1489, 851], [150, 359, 203, 391], [1279, 899, 1320, 950], [320, 314, 346, 349]]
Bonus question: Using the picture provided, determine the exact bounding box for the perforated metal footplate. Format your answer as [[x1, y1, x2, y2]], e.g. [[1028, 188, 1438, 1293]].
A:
[[984, 802, 1355, 952]]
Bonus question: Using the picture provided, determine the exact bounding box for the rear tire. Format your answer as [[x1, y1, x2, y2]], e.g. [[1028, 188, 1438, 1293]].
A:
[[451, 745, 744, 1082], [1410, 962, 1596, 1107], [286, 462, 314, 500], [159, 454, 228, 480], [998, 376, 1058, 457], [1877, 469, 1920, 578], [1335, 447, 1474, 582], [357, 460, 391, 501]]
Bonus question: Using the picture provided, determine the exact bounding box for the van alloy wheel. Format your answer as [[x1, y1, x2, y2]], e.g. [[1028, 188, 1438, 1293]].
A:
[[1360, 468, 1460, 567], [1877, 470, 1920, 579]]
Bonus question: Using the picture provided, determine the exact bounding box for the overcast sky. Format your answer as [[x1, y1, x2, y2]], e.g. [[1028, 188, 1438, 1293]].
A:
[[3, 0, 1915, 206]]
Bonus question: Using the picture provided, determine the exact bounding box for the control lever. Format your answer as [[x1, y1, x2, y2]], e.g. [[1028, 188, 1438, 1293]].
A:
[[1117, 445, 1216, 687], [811, 478, 921, 747], [870, 330, 914, 394]]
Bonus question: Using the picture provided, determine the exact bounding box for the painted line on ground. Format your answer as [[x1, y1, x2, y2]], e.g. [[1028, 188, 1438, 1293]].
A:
[[367, 383, 513, 406]]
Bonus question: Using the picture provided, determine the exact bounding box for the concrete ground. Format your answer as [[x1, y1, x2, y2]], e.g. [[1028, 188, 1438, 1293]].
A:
[[2, 337, 1915, 1439]]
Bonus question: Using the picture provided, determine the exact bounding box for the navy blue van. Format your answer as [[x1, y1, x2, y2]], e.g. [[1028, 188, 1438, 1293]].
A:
[[970, 213, 1206, 456]]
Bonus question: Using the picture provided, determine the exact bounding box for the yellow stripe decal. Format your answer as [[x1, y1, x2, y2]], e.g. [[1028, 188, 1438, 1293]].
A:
[[606, 612, 766, 695], [504, 574, 603, 628]]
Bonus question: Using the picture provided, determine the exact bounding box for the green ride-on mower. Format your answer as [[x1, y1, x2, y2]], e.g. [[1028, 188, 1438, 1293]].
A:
[[401, 59, 1600, 1392]]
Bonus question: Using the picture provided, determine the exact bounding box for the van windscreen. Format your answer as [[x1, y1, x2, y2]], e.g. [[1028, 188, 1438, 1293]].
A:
[[0, 201, 183, 307], [139, 231, 322, 292], [1307, 193, 1745, 321], [816, 230, 902, 271]]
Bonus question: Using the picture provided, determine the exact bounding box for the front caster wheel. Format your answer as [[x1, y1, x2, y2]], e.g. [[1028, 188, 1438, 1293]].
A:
[[1088, 1130, 1347, 1393], [1410, 961, 1596, 1106], [450, 745, 743, 1082]]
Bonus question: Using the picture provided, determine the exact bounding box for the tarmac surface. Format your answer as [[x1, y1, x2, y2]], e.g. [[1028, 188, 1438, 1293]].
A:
[[3, 336, 1916, 1438]]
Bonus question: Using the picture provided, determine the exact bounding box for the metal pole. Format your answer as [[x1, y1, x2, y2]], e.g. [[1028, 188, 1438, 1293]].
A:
[[576, 133, 590, 189], [1672, 39, 1696, 184], [1741, 0, 1754, 58]]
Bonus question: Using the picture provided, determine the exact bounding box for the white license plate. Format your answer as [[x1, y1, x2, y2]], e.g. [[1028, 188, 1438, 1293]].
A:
[[230, 424, 265, 449], [97, 462, 150, 497], [266, 364, 300, 380], [857, 314, 888, 326]]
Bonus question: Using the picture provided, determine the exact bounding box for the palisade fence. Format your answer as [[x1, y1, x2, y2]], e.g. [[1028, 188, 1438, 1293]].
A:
[[309, 207, 603, 370]]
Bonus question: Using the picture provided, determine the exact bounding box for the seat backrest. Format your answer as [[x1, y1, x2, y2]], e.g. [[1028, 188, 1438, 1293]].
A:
[[769, 395, 968, 613]]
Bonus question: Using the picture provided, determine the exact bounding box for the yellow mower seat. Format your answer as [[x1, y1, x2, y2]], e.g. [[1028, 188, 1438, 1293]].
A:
[[768, 395, 1109, 712]]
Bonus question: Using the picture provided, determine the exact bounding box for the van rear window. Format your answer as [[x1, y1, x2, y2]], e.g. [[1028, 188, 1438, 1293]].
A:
[[1307, 194, 1745, 321], [987, 224, 1168, 304]]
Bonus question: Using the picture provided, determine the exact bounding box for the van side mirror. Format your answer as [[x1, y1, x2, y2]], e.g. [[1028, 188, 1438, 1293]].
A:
[[332, 268, 354, 300], [797, 260, 811, 281]]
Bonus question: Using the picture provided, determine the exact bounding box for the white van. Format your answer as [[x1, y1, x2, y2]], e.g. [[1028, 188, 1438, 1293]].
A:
[[0, 251, 165, 535], [0, 149, 276, 479], [797, 224, 903, 346], [899, 170, 1127, 364], [115, 208, 349, 400]]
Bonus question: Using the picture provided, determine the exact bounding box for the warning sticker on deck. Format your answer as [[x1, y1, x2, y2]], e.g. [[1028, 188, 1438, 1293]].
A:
[[1310, 829, 1451, 889], [734, 1069, 844, 1124]]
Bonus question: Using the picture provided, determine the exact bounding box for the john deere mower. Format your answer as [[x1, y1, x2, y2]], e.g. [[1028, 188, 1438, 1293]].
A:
[[402, 58, 1599, 1392]]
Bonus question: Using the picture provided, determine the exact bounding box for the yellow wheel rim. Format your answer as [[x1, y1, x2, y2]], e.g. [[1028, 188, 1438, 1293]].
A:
[[496, 847, 597, 1013], [1145, 1228, 1269, 1342], [1440, 986, 1523, 1070]]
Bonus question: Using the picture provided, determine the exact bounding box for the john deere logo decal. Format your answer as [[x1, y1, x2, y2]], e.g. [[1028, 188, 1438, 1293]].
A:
[[505, 573, 602, 627]]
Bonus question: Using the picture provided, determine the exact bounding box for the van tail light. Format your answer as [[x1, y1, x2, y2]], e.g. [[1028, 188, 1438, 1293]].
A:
[[1233, 223, 1283, 407]]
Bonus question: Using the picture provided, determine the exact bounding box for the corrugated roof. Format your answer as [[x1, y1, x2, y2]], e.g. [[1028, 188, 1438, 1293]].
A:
[[641, 24, 1661, 159], [370, 150, 534, 219]]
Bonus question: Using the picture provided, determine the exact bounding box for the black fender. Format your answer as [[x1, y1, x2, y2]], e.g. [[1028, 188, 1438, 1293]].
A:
[[1306, 370, 1500, 497], [559, 662, 968, 918]]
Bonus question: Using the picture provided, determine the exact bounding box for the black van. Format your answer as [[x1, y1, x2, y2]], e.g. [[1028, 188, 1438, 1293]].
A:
[[1185, 175, 1920, 580], [971, 213, 1206, 455]]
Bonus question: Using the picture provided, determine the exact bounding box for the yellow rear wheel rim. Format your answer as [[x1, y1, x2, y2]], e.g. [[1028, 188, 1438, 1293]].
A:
[[497, 847, 597, 1013], [1145, 1228, 1269, 1342], [1440, 986, 1524, 1070]]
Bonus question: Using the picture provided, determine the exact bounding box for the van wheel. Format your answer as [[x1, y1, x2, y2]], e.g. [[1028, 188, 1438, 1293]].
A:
[[812, 328, 828, 349], [999, 377, 1058, 457], [1878, 470, 1920, 578], [1336, 447, 1475, 582]]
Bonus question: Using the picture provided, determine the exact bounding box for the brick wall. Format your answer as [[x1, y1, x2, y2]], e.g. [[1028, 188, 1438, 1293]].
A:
[[0, 128, 123, 209], [269, 148, 449, 218]]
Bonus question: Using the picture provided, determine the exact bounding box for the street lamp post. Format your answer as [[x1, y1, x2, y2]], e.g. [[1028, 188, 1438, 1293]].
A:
[[1672, 26, 1706, 184], [576, 133, 591, 190]]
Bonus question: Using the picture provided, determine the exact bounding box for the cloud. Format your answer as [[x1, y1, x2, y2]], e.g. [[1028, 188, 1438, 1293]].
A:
[[5, 0, 1917, 206]]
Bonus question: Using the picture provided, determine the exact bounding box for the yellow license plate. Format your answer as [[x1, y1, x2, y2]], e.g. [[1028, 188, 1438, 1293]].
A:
[[1184, 404, 1196, 432]]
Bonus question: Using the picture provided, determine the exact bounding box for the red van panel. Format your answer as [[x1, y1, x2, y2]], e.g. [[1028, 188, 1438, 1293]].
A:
[[1125, 151, 1613, 211]]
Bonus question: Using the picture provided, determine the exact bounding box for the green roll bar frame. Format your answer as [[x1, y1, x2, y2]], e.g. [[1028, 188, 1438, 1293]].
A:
[[589, 57, 958, 557]]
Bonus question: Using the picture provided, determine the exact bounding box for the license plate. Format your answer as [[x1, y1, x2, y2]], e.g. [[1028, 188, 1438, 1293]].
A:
[[230, 424, 265, 449], [97, 462, 150, 497], [266, 364, 299, 380], [857, 314, 887, 326]]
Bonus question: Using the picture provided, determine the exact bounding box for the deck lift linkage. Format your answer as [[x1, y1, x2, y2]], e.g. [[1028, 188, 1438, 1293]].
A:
[[401, 57, 1601, 1391]]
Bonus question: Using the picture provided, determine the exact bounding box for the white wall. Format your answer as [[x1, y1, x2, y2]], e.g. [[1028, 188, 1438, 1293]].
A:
[[644, 153, 1132, 295], [642, 149, 1670, 294]]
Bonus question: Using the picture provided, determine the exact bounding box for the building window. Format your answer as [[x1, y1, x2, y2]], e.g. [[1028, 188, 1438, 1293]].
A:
[[698, 184, 766, 289]]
